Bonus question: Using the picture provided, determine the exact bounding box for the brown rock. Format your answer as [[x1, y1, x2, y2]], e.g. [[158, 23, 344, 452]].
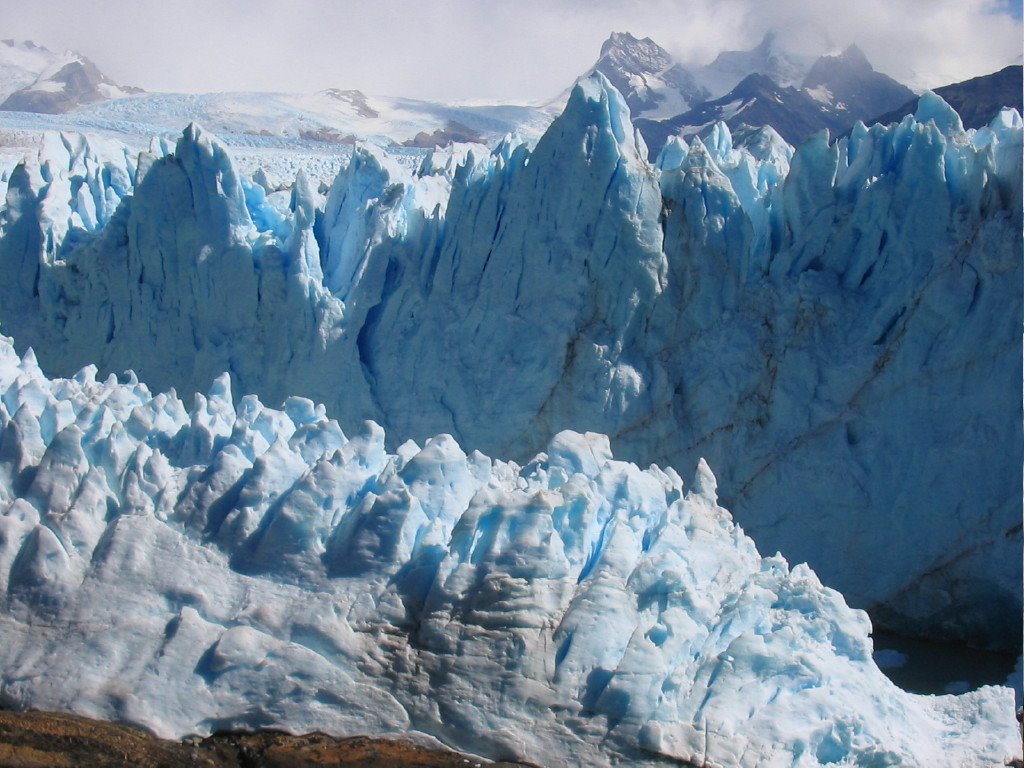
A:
[[0, 709, 541, 768]]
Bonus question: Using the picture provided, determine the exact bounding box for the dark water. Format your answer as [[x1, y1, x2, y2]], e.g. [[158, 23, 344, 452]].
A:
[[872, 629, 1019, 695]]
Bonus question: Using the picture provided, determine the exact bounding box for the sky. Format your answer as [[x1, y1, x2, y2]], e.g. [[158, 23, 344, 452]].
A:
[[5, 0, 1023, 101]]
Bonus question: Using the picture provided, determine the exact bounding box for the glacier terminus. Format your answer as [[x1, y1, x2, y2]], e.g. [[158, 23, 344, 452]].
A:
[[0, 62, 1020, 768], [1, 75, 1019, 645]]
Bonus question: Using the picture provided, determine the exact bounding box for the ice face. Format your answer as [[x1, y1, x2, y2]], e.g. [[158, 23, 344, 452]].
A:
[[0, 333, 1016, 767], [0, 73, 1019, 649]]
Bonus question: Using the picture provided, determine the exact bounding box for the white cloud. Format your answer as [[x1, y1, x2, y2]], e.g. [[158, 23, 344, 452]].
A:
[[4, 0, 1021, 100], [730, 0, 1024, 89]]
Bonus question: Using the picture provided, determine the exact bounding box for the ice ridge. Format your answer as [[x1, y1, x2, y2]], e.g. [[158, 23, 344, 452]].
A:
[[0, 333, 1017, 767], [0, 74, 1020, 648]]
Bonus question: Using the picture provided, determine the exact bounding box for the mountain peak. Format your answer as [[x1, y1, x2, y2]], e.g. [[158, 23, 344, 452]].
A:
[[839, 43, 869, 64], [697, 32, 817, 97], [601, 31, 648, 57], [586, 32, 706, 119], [801, 44, 912, 119], [0, 38, 74, 101], [734, 71, 783, 94], [597, 31, 673, 72], [802, 47, 873, 88]]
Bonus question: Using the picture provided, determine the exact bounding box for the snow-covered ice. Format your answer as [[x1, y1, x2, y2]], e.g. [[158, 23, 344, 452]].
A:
[[0, 333, 1017, 767]]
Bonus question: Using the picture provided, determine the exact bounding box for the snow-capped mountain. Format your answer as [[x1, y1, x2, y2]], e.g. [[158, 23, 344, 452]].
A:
[[0, 39, 72, 101], [579, 31, 708, 119], [568, 31, 881, 136], [695, 31, 818, 98], [0, 40, 140, 114], [638, 45, 915, 152], [871, 64, 1023, 130], [0, 334, 1017, 767], [0, 75, 1019, 656], [636, 72, 848, 151], [801, 45, 914, 121]]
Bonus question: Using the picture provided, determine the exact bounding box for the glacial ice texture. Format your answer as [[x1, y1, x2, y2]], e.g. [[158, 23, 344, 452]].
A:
[[0, 76, 1020, 649], [0, 335, 1017, 767]]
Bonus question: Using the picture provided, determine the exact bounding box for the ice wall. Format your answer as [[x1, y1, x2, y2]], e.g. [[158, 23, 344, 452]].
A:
[[0, 76, 1020, 648]]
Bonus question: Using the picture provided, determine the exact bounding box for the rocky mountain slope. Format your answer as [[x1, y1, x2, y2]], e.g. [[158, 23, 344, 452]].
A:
[[636, 42, 914, 151], [0, 39, 75, 101], [800, 45, 913, 121], [694, 31, 817, 97], [635, 72, 841, 150], [583, 31, 708, 119], [0, 39, 141, 114], [871, 64, 1024, 129]]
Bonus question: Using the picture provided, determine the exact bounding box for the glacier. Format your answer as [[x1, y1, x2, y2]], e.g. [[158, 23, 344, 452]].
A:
[[0, 74, 1020, 655], [0, 332, 1017, 767]]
